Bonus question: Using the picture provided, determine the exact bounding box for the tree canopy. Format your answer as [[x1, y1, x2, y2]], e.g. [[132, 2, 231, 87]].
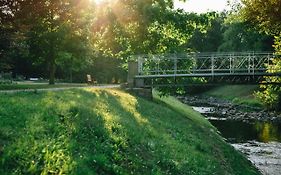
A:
[[241, 0, 281, 35]]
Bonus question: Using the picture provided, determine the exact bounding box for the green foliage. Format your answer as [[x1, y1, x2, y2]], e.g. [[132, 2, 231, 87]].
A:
[[0, 72, 13, 85], [241, 0, 281, 110], [255, 58, 281, 110], [92, 2, 193, 58], [0, 89, 259, 174], [0, 25, 13, 71], [1, 0, 204, 83], [188, 12, 225, 52], [241, 0, 281, 35], [1, 0, 94, 84], [219, 22, 273, 52], [1, 0, 278, 93]]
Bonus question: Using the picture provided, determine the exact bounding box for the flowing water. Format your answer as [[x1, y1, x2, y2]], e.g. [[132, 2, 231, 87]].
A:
[[192, 106, 281, 175]]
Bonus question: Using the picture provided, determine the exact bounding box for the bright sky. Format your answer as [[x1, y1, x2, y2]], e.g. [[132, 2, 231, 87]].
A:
[[174, 0, 230, 13]]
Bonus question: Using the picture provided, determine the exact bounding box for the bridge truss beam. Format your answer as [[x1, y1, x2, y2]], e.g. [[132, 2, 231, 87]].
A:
[[131, 52, 281, 87]]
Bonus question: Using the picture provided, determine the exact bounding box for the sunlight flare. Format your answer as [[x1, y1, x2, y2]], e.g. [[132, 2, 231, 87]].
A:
[[90, 0, 106, 4]]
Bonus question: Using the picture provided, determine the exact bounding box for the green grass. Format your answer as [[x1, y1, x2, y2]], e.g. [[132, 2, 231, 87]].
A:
[[0, 88, 259, 174], [0, 83, 87, 90], [203, 85, 263, 107], [153, 90, 212, 128]]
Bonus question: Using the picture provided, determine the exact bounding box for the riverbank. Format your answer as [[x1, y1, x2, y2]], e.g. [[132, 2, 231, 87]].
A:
[[176, 87, 281, 175], [203, 85, 263, 108], [177, 95, 281, 122], [0, 88, 259, 174]]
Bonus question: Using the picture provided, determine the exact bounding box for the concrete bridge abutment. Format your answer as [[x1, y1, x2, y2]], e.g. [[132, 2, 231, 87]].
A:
[[127, 61, 152, 99]]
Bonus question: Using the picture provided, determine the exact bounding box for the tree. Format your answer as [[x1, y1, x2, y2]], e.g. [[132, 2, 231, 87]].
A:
[[12, 0, 93, 84], [218, 22, 274, 52], [241, 0, 281, 35], [91, 0, 194, 58], [2, 0, 192, 84], [0, 0, 17, 72], [188, 12, 225, 52], [241, 0, 281, 110]]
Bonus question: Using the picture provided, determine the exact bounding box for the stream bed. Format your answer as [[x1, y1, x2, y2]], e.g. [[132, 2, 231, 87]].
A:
[[178, 96, 281, 175], [210, 120, 281, 175]]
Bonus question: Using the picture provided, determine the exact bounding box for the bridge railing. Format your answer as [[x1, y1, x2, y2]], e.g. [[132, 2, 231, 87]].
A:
[[137, 54, 195, 75], [135, 52, 281, 77]]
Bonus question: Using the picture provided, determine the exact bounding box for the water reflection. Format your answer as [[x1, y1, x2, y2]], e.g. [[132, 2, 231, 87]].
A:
[[255, 122, 281, 143], [209, 120, 281, 143]]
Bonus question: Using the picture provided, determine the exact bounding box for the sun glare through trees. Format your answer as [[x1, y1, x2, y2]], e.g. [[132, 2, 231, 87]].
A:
[[90, 0, 107, 5], [1, 0, 281, 175]]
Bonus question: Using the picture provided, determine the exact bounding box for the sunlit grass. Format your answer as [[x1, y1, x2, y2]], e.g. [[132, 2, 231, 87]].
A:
[[0, 88, 259, 174], [153, 90, 213, 127]]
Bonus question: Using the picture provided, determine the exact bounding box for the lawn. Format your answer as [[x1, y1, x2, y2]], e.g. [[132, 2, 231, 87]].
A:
[[0, 88, 259, 174]]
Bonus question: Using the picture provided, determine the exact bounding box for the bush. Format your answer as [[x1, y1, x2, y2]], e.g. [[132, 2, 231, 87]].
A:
[[256, 35, 281, 111], [0, 72, 13, 84]]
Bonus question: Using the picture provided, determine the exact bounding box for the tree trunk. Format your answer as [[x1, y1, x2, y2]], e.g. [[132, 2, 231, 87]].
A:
[[48, 38, 56, 85], [70, 69, 73, 83], [49, 57, 56, 85]]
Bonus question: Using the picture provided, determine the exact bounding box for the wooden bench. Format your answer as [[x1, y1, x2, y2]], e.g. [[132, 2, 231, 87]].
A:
[[86, 74, 97, 84]]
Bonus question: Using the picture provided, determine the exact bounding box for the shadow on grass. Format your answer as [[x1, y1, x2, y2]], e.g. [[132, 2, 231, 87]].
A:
[[95, 89, 217, 174]]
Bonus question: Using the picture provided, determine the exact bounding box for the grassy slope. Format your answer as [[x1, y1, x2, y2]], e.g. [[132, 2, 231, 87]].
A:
[[0, 88, 259, 174], [203, 85, 263, 107]]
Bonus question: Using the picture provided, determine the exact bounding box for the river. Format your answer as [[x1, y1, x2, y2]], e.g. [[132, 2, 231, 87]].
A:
[[178, 96, 281, 175]]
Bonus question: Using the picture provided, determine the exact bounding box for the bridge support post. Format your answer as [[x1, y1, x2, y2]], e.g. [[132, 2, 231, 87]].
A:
[[127, 61, 138, 88], [127, 60, 152, 100]]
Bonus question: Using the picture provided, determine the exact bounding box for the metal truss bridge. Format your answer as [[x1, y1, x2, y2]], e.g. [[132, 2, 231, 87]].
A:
[[128, 52, 281, 87]]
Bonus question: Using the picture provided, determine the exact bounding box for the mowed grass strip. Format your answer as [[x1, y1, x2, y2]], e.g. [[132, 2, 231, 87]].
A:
[[0, 89, 259, 174]]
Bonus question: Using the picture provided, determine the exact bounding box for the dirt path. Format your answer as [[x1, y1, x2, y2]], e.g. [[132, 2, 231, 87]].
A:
[[0, 84, 120, 94]]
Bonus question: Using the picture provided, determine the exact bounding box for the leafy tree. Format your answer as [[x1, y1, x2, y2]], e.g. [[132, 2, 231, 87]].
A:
[[241, 0, 281, 110], [2, 0, 192, 84], [256, 58, 281, 110], [92, 0, 193, 57], [219, 22, 274, 52], [11, 0, 94, 84], [0, 25, 13, 71], [0, 1, 16, 72], [188, 12, 225, 52], [89, 0, 195, 91], [241, 0, 281, 35]]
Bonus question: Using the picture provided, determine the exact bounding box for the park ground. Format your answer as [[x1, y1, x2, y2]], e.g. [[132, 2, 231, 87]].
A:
[[0, 87, 260, 174], [0, 81, 87, 91]]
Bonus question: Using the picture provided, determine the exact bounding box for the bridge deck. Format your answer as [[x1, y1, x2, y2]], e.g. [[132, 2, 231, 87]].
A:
[[135, 72, 281, 79]]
